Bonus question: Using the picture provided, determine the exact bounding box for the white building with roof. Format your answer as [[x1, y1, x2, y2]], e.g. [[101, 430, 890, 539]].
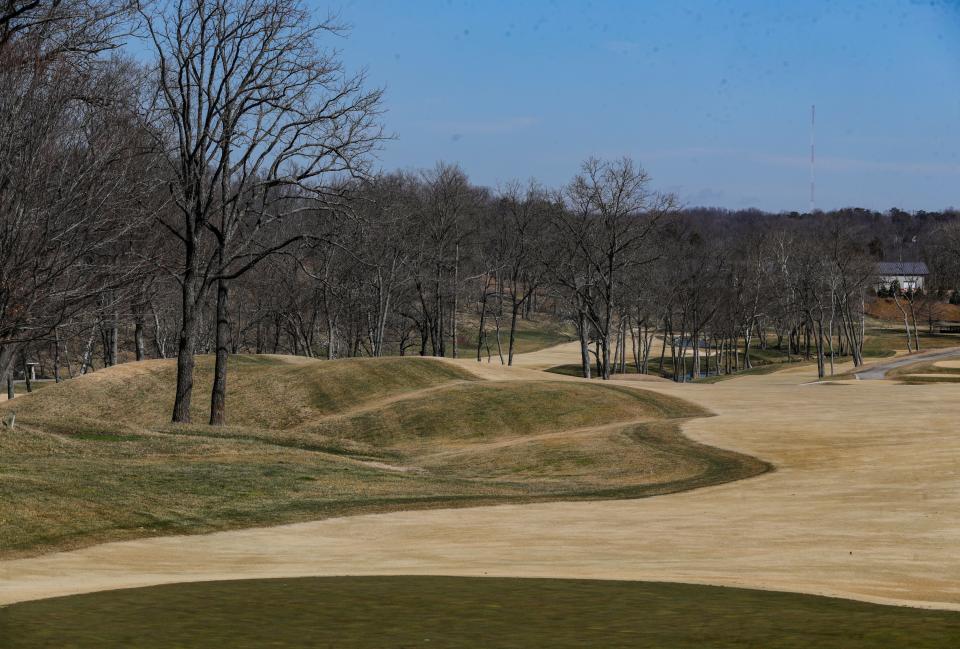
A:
[[877, 261, 929, 292]]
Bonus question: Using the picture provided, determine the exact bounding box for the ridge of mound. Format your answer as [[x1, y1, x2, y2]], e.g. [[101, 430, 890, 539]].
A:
[[5, 355, 478, 431]]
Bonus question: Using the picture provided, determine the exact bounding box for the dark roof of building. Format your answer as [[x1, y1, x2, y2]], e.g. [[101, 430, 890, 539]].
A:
[[878, 261, 929, 276]]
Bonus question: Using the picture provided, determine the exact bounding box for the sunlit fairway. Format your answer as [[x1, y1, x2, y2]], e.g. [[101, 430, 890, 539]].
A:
[[0, 354, 766, 557], [2, 576, 958, 649]]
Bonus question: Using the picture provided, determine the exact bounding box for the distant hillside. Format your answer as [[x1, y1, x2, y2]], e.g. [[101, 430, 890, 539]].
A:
[[866, 297, 960, 323]]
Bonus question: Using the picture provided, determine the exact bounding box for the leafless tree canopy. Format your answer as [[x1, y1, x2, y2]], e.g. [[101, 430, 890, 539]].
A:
[[0, 0, 148, 383], [139, 0, 384, 423], [3, 0, 958, 418]]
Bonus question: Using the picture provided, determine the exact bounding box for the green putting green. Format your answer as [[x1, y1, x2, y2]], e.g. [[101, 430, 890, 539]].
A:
[[2, 576, 957, 648]]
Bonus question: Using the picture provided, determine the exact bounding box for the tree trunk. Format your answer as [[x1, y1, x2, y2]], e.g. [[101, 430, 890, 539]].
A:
[[743, 326, 753, 370], [828, 290, 836, 376], [714, 336, 722, 377], [601, 308, 612, 380], [209, 275, 230, 426], [0, 344, 16, 399], [21, 350, 32, 393], [595, 339, 603, 379], [134, 309, 146, 361], [80, 325, 96, 374], [376, 275, 392, 358], [620, 319, 627, 373], [612, 319, 622, 375], [908, 297, 921, 352], [811, 314, 825, 379], [578, 310, 591, 379], [658, 322, 669, 375], [892, 291, 914, 353], [434, 266, 444, 357], [451, 242, 459, 359], [53, 329, 62, 382], [325, 292, 337, 360], [477, 283, 488, 362], [692, 329, 701, 380], [172, 270, 198, 424], [110, 319, 118, 366], [63, 334, 74, 379], [152, 307, 167, 358], [507, 299, 521, 366], [641, 322, 654, 374]]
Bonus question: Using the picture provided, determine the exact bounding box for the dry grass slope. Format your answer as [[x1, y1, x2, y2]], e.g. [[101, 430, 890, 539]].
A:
[[0, 355, 765, 558]]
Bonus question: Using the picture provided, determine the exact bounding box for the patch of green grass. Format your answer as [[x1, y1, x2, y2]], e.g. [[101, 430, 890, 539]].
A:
[[503, 326, 576, 353], [0, 425, 497, 556], [694, 361, 807, 383], [2, 576, 957, 649], [545, 363, 594, 377], [459, 316, 576, 356]]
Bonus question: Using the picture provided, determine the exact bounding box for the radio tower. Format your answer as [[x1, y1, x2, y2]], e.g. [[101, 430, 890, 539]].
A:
[[809, 104, 816, 213]]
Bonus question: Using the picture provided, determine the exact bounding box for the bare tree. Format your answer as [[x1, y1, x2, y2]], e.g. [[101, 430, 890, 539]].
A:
[[555, 157, 674, 379], [141, 0, 383, 424], [494, 182, 550, 365], [0, 2, 147, 390]]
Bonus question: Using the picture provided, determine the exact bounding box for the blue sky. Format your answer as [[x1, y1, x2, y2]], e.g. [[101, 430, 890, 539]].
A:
[[329, 0, 960, 212]]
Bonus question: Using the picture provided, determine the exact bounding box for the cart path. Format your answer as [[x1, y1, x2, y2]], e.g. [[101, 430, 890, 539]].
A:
[[854, 347, 960, 379]]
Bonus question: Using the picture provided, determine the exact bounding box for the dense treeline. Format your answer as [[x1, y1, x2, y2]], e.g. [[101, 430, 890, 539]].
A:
[[3, 1, 960, 424]]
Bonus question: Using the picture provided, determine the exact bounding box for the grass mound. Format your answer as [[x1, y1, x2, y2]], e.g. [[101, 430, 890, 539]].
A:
[[294, 380, 702, 450], [0, 355, 765, 556], [6, 355, 476, 431], [3, 576, 957, 648]]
